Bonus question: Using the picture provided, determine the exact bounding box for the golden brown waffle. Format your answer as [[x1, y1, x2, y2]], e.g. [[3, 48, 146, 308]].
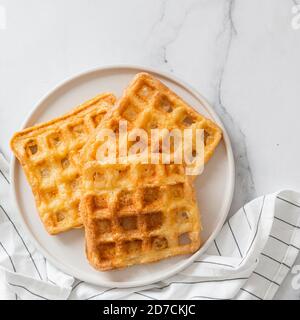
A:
[[80, 161, 201, 271], [81, 72, 222, 168], [10, 93, 116, 235]]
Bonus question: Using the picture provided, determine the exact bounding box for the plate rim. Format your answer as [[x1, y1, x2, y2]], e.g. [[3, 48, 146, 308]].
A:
[[10, 64, 235, 288]]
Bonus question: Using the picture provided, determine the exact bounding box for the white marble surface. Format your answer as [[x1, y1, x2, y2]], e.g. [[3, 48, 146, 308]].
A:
[[0, 0, 300, 299]]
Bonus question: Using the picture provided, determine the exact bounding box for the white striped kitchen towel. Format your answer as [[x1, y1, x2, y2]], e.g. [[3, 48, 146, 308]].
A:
[[0, 152, 299, 300]]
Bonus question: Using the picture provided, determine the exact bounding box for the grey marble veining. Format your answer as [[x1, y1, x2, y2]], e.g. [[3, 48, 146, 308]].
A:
[[211, 0, 257, 215]]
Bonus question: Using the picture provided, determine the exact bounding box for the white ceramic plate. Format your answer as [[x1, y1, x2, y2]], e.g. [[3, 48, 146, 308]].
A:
[[10, 65, 235, 288]]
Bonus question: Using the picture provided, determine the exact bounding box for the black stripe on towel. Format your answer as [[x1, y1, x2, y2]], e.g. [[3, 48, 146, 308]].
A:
[[239, 196, 266, 266], [71, 280, 84, 291], [253, 271, 280, 286], [277, 196, 300, 208], [8, 282, 49, 300], [191, 295, 230, 300], [0, 168, 9, 184], [243, 206, 252, 230], [240, 288, 262, 300], [194, 260, 235, 268], [0, 241, 16, 272], [274, 216, 300, 229], [0, 242, 18, 299], [228, 220, 243, 257], [153, 277, 249, 291], [135, 292, 157, 300], [0, 204, 43, 280], [269, 235, 300, 250], [214, 239, 221, 255], [85, 288, 116, 300], [260, 252, 291, 269]]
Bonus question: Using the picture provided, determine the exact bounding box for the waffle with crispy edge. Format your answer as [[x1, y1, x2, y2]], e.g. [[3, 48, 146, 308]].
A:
[[10, 93, 116, 234], [80, 72, 222, 168], [80, 160, 201, 271]]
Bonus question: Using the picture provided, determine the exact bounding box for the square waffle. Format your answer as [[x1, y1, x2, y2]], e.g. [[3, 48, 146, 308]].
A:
[[80, 161, 201, 271], [80, 72, 222, 168], [10, 93, 116, 235]]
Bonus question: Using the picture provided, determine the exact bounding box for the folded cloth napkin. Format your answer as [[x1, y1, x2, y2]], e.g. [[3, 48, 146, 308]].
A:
[[0, 153, 299, 300]]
